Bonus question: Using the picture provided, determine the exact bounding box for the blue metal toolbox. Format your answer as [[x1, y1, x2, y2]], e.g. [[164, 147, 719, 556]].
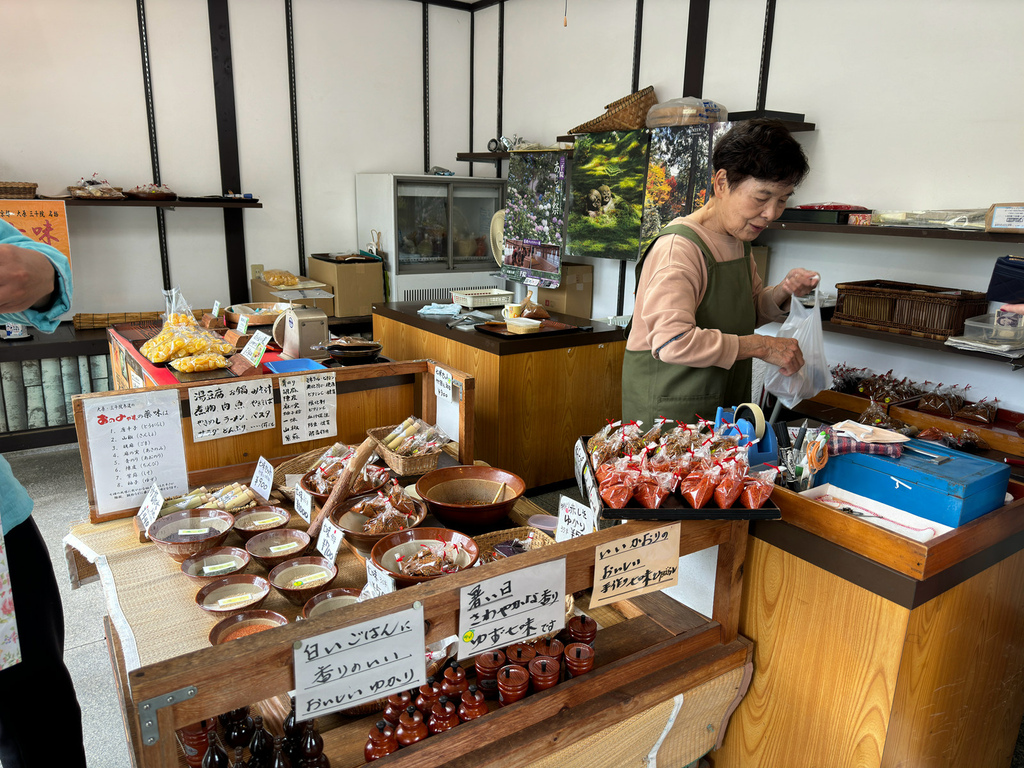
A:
[[815, 439, 1011, 528]]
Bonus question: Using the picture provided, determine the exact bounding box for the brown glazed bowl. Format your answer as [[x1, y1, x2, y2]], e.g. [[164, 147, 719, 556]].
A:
[[370, 527, 479, 588], [180, 546, 250, 582], [330, 495, 427, 559], [416, 466, 525, 530], [245, 528, 311, 571], [195, 574, 270, 614], [232, 506, 291, 542], [302, 587, 363, 620], [208, 610, 288, 645], [268, 556, 338, 606], [149, 508, 235, 563]]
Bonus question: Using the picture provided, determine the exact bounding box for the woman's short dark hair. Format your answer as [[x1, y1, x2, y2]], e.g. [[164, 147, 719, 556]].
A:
[[712, 119, 809, 188]]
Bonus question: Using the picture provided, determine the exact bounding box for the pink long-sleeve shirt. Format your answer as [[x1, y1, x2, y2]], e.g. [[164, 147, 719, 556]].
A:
[[626, 217, 787, 369]]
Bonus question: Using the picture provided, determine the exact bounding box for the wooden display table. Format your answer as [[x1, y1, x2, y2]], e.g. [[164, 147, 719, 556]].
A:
[[373, 303, 626, 489], [711, 482, 1024, 767]]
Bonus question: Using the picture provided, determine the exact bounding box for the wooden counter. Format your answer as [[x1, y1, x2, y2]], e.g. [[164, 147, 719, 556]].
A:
[[711, 482, 1024, 767], [373, 303, 626, 488]]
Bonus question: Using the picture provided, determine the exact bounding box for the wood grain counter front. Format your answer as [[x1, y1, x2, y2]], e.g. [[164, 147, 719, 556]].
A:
[[373, 303, 625, 487]]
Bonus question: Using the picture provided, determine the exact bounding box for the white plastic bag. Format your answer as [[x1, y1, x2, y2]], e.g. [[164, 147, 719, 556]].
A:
[[764, 290, 833, 408]]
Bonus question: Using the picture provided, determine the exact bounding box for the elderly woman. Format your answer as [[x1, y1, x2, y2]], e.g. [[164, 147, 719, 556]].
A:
[[622, 119, 820, 426]]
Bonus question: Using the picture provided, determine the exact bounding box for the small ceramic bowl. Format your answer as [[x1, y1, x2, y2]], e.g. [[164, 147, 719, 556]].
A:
[[232, 506, 291, 542], [195, 574, 270, 614], [245, 528, 311, 571], [331, 495, 427, 559], [149, 508, 235, 563], [301, 587, 362, 620], [416, 466, 525, 530], [208, 610, 288, 645], [180, 547, 250, 582], [268, 556, 339, 606], [370, 527, 479, 588]]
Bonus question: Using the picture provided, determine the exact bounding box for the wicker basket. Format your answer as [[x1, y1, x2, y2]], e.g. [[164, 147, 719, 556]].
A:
[[368, 425, 443, 477], [832, 279, 988, 341], [0, 182, 38, 199], [567, 86, 658, 134], [272, 446, 331, 500]]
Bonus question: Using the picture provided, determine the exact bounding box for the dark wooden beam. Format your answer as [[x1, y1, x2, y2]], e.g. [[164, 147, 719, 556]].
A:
[[682, 0, 710, 97]]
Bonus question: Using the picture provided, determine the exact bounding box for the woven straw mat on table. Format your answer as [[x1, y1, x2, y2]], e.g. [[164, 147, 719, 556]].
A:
[[567, 85, 658, 134], [367, 425, 442, 477]]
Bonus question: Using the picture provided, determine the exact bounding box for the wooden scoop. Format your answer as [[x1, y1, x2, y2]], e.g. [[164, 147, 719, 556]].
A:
[[307, 436, 378, 539]]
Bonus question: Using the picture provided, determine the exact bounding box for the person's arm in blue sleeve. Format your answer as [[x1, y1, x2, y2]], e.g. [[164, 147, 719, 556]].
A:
[[0, 219, 72, 331]]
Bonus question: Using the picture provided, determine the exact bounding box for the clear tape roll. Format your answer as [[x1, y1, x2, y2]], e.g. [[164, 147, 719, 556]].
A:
[[734, 402, 766, 441]]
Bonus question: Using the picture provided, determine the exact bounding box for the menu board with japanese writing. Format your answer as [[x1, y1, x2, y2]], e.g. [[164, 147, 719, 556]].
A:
[[82, 390, 188, 516], [280, 372, 337, 445], [188, 379, 276, 442], [589, 524, 680, 609], [457, 559, 566, 660]]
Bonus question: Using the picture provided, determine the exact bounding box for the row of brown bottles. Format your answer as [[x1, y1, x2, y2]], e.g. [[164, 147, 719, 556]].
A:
[[202, 699, 329, 768]]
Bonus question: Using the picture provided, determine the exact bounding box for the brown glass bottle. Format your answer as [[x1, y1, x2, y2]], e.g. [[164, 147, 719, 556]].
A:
[[225, 709, 255, 749], [364, 720, 399, 762], [179, 719, 216, 768], [269, 736, 292, 768], [230, 746, 247, 768], [283, 698, 301, 762], [248, 715, 273, 768], [298, 720, 330, 768], [440, 660, 469, 702], [414, 676, 442, 716], [457, 684, 488, 722], [202, 732, 230, 768], [395, 705, 429, 746], [428, 696, 460, 735]]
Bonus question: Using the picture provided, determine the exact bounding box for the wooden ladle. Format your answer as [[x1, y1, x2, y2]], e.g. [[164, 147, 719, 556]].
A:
[[307, 436, 378, 539]]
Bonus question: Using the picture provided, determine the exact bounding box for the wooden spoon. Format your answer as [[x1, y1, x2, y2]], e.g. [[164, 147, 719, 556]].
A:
[[307, 436, 378, 539]]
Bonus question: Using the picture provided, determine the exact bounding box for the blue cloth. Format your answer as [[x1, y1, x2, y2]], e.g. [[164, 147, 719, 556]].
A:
[[0, 219, 73, 535]]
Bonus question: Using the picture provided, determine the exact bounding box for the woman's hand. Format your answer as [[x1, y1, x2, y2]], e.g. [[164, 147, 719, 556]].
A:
[[737, 334, 805, 376], [774, 268, 820, 302], [0, 244, 56, 313], [1000, 303, 1024, 314]]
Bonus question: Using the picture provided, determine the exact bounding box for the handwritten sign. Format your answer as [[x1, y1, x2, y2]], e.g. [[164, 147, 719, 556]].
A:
[[82, 390, 188, 515], [237, 314, 250, 334], [294, 485, 313, 524], [363, 561, 397, 600], [250, 456, 275, 502], [555, 495, 596, 542], [294, 604, 425, 719], [240, 329, 270, 367], [582, 463, 602, 515], [457, 558, 566, 660], [0, 200, 71, 259], [589, 524, 680, 609], [188, 379, 276, 442], [316, 517, 344, 561], [574, 438, 589, 497], [135, 483, 165, 534], [434, 367, 453, 403], [212, 300, 221, 317], [280, 372, 338, 445]]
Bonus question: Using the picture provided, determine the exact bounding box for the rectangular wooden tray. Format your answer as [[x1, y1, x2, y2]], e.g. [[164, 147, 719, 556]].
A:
[[475, 319, 579, 338]]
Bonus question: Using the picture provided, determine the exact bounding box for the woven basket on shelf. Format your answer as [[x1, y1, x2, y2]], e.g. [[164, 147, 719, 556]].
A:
[[272, 446, 330, 500], [0, 181, 38, 199], [567, 86, 658, 134], [367, 425, 442, 477]]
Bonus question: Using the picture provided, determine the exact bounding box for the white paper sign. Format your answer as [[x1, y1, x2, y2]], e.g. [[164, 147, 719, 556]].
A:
[[82, 390, 189, 515], [316, 517, 344, 560], [280, 373, 338, 445], [129, 369, 145, 389], [589, 524, 681, 609], [188, 379, 276, 442], [294, 604, 425, 719], [555, 495, 596, 542], [250, 456, 275, 502], [237, 314, 250, 334], [457, 558, 566, 660], [212, 300, 221, 317], [582, 464, 602, 514], [294, 485, 313, 524], [136, 483, 165, 534], [240, 329, 270, 367], [363, 560, 397, 600], [574, 437, 589, 496], [434, 367, 453, 403]]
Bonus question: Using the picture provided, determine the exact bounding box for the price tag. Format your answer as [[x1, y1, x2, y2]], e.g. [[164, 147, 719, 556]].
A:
[[457, 558, 566, 660], [294, 485, 313, 524], [316, 517, 344, 560], [293, 604, 425, 719], [363, 560, 397, 599], [135, 483, 165, 535], [555, 495, 596, 543], [240, 329, 269, 367], [590, 524, 680, 609], [434, 367, 453, 403], [212, 300, 221, 317], [237, 314, 250, 334], [250, 456, 275, 502], [573, 437, 589, 496]]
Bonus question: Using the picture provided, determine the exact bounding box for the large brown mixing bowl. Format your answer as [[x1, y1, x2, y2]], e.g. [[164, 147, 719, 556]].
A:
[[415, 466, 525, 530]]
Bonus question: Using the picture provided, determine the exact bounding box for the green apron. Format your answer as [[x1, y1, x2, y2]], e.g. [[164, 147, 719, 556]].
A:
[[621, 224, 755, 426]]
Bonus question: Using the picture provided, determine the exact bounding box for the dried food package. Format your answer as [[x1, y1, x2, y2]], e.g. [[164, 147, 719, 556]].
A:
[[680, 465, 720, 509], [168, 353, 228, 372], [599, 463, 639, 509], [262, 269, 299, 287], [740, 468, 778, 510], [519, 290, 550, 319], [954, 398, 998, 425], [363, 504, 413, 535], [713, 461, 746, 509], [916, 427, 953, 442]]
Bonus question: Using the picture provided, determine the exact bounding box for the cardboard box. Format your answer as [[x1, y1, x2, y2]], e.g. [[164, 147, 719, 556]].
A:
[[307, 255, 384, 317], [536, 262, 593, 319], [985, 202, 1024, 233], [250, 278, 334, 315]]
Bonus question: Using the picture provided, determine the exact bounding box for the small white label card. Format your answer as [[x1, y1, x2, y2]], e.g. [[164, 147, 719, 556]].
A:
[[294, 485, 313, 524], [280, 372, 338, 445], [237, 314, 250, 334], [129, 369, 145, 389], [555, 495, 597, 543], [240, 329, 270, 367], [212, 300, 221, 317], [250, 456, 275, 502], [589, 524, 681, 609], [316, 517, 344, 560], [189, 379, 276, 442], [457, 558, 566, 660], [434, 367, 453, 403], [362, 560, 397, 600], [294, 604, 425, 719], [582, 463, 602, 514], [135, 483, 165, 535], [573, 437, 589, 497]]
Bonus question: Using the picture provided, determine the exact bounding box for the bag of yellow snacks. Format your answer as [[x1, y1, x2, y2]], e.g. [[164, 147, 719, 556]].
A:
[[169, 353, 229, 373], [141, 288, 234, 363]]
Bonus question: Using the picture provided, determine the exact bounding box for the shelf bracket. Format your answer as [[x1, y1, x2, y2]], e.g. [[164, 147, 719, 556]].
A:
[[138, 685, 197, 746]]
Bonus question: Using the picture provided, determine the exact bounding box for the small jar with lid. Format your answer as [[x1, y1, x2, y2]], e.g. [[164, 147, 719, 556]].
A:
[[563, 642, 595, 679], [565, 615, 597, 647], [364, 719, 399, 762], [428, 696, 460, 734], [458, 684, 488, 722], [504, 643, 536, 668], [382, 690, 413, 726], [414, 675, 442, 716], [533, 638, 564, 661], [496, 664, 530, 707], [529, 656, 560, 692], [395, 705, 429, 747], [440, 660, 469, 703], [474, 649, 506, 700]]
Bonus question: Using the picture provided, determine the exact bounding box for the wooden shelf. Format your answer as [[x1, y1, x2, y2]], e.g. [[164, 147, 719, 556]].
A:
[[765, 220, 1024, 244], [59, 198, 262, 209], [457, 151, 509, 162]]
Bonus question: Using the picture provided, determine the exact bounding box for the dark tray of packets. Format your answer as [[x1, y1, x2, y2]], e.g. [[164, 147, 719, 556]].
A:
[[575, 437, 782, 522]]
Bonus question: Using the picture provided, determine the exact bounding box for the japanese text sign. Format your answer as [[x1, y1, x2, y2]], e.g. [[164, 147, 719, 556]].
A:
[[240, 329, 270, 367], [363, 561, 397, 600], [250, 456, 275, 502], [294, 485, 313, 524], [0, 200, 71, 259], [236, 314, 250, 334], [316, 517, 344, 561], [280, 372, 337, 445], [188, 379, 276, 442], [589, 524, 680, 609], [555, 495, 597, 542], [294, 604, 425, 719], [457, 558, 566, 660], [434, 367, 453, 403], [135, 483, 165, 534]]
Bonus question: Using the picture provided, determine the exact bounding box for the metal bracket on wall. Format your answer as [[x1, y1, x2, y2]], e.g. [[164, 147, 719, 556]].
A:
[[138, 685, 197, 745]]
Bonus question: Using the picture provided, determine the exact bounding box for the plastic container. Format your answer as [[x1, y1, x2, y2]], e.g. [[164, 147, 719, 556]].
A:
[[505, 317, 543, 335], [451, 288, 514, 308], [963, 313, 1024, 344]]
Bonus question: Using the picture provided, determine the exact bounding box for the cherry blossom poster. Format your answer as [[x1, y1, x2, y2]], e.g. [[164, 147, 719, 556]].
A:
[[501, 150, 569, 288]]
